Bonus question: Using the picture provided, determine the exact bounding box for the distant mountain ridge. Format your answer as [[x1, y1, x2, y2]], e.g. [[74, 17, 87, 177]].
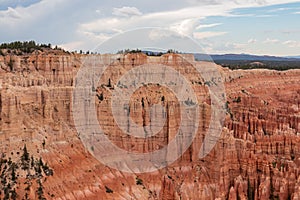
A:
[[140, 51, 300, 62], [284, 56, 300, 59], [195, 53, 300, 61], [195, 53, 300, 71]]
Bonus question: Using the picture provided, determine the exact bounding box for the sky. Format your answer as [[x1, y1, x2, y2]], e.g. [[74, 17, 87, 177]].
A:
[[0, 0, 300, 56]]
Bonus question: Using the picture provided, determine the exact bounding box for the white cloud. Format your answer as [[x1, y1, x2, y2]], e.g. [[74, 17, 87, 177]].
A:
[[112, 6, 142, 17], [59, 41, 84, 51], [186, 0, 222, 5], [79, 5, 231, 42], [283, 40, 300, 47], [187, 0, 300, 7], [66, 0, 300, 52], [0, 7, 21, 19], [203, 41, 247, 54], [1, 0, 300, 54], [263, 38, 279, 43], [267, 7, 293, 12], [255, 14, 275, 17], [0, 0, 72, 26], [78, 0, 300, 46], [231, 42, 247, 49], [170, 18, 200, 35], [248, 38, 257, 43], [148, 29, 179, 41], [0, 0, 41, 9], [281, 29, 300, 34], [193, 31, 227, 39], [80, 18, 124, 34], [196, 23, 222, 29]]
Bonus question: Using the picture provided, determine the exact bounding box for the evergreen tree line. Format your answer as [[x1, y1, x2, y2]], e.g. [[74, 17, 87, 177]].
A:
[[0, 41, 58, 54]]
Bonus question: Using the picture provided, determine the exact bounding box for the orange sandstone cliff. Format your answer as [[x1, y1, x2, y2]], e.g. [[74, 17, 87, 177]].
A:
[[0, 50, 299, 199]]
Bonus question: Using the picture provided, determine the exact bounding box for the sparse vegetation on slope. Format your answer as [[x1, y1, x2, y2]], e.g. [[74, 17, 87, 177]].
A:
[[0, 145, 54, 200]]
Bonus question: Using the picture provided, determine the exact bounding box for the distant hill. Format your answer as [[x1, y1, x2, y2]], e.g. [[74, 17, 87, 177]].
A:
[[193, 53, 300, 70], [284, 56, 300, 59], [195, 53, 300, 62]]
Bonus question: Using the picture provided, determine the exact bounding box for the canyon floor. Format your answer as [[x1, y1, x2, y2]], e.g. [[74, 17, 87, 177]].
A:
[[0, 50, 300, 200]]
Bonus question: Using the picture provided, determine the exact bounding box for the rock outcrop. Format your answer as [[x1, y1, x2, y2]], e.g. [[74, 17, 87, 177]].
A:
[[0, 51, 299, 199]]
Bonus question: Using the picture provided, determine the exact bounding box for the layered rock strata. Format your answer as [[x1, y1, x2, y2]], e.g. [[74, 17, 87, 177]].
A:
[[0, 51, 299, 199]]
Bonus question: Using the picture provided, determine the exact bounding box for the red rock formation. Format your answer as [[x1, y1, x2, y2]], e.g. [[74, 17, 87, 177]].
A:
[[0, 50, 299, 199]]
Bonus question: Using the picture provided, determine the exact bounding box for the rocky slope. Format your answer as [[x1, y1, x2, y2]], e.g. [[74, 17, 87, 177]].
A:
[[0, 51, 299, 199]]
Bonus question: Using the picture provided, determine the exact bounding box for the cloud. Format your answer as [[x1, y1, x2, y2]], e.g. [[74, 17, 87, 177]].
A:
[[1, 0, 300, 54], [196, 23, 222, 29], [80, 18, 124, 35], [0, 0, 93, 47], [0, 7, 21, 19], [148, 29, 180, 41], [112, 6, 142, 17], [254, 14, 275, 17], [66, 0, 300, 51], [170, 18, 200, 35], [231, 42, 247, 49], [204, 41, 247, 54], [263, 38, 279, 43], [248, 38, 257, 43], [186, 0, 221, 5], [78, 0, 300, 46], [0, 0, 41, 10], [267, 7, 293, 12], [283, 40, 300, 47], [79, 5, 231, 43], [281, 29, 300, 34], [59, 41, 84, 51], [187, 0, 299, 7], [0, 0, 72, 25], [193, 31, 227, 39]]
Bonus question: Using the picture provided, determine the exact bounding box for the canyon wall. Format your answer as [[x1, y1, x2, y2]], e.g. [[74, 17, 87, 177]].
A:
[[0, 51, 299, 199]]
